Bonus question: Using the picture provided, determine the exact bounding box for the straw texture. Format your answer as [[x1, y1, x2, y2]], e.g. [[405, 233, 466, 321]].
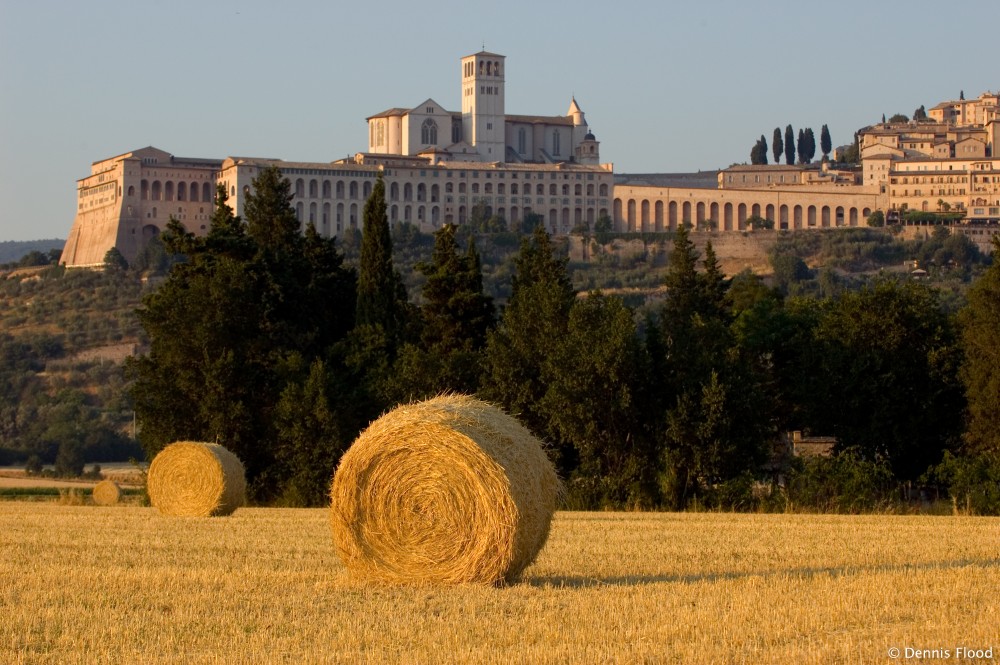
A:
[[330, 395, 559, 585], [91, 480, 121, 506], [147, 441, 246, 517]]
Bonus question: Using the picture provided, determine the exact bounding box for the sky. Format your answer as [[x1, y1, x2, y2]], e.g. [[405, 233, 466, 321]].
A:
[[1, 0, 998, 242]]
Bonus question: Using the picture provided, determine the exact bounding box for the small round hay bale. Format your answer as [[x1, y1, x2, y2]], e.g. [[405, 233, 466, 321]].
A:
[[91, 479, 122, 506], [330, 394, 560, 585], [147, 441, 246, 517]]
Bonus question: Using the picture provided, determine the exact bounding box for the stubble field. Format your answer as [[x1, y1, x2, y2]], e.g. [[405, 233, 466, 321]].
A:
[[1, 503, 998, 664]]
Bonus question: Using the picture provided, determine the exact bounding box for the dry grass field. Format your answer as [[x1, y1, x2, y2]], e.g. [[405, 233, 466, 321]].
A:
[[1, 504, 997, 664]]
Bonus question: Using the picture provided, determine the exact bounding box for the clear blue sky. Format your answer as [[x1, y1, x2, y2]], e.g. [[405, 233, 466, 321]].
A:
[[1, 0, 997, 242]]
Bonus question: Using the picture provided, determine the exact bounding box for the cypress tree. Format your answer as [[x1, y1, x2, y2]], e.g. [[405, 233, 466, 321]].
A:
[[960, 238, 1000, 455], [772, 128, 783, 165], [784, 125, 795, 165], [820, 124, 832, 159], [356, 173, 408, 348]]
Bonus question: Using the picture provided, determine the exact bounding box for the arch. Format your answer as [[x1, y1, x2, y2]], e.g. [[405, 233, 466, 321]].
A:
[[536, 183, 545, 196], [921, 200, 929, 212], [417, 183, 427, 201], [431, 184, 439, 202], [574, 184, 582, 196], [485, 183, 493, 195], [141, 180, 149, 199], [350, 203, 358, 228], [710, 202, 720, 226], [807, 205, 817, 226], [751, 203, 761, 218], [682, 201, 692, 227], [849, 207, 859, 226], [510, 183, 518, 195], [654, 201, 664, 232], [586, 183, 594, 197], [151, 181, 162, 201], [459, 205, 467, 224], [737, 203, 747, 230], [165, 181, 174, 201], [780, 204, 789, 230], [669, 201, 678, 230], [127, 185, 135, 198], [562, 184, 570, 196], [322, 180, 331, 198], [587, 207, 595, 225], [309, 179, 318, 198], [295, 178, 305, 198], [835, 206, 845, 226], [337, 202, 345, 231], [417, 205, 425, 222], [641, 200, 650, 232], [390, 182, 400, 201], [336, 180, 345, 198], [599, 184, 609, 197], [511, 206, 519, 223], [177, 183, 186, 201], [404, 205, 412, 222], [724, 202, 734, 231], [445, 181, 453, 194], [793, 205, 803, 229], [821, 205, 831, 227], [459, 182, 467, 194], [696, 201, 706, 224], [190, 182, 199, 202], [549, 184, 557, 196], [404, 183, 413, 201], [350, 181, 359, 199], [296, 202, 304, 222], [431, 206, 440, 225], [309, 201, 317, 225], [613, 198, 623, 229], [627, 199, 637, 231], [142, 224, 159, 240], [363, 181, 372, 199], [203, 182, 213, 203], [389, 204, 398, 223], [549, 208, 558, 233], [562, 207, 570, 231], [322, 202, 331, 233], [862, 207, 872, 219]]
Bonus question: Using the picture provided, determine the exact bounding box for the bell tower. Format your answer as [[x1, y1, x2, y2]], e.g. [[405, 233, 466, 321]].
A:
[[461, 51, 506, 160]]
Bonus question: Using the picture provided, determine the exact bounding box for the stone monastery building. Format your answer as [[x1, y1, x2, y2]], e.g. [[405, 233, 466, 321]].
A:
[[60, 52, 1000, 268]]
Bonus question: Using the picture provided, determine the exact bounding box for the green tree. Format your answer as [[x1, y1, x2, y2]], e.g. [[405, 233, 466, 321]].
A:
[[913, 105, 928, 121], [800, 280, 964, 479], [866, 210, 885, 227], [541, 294, 657, 508], [395, 224, 495, 398], [820, 124, 832, 159], [103, 247, 128, 273], [483, 226, 575, 471], [772, 127, 784, 165], [128, 170, 357, 502], [750, 135, 768, 165], [888, 113, 909, 124], [803, 128, 816, 163], [784, 125, 795, 165], [959, 237, 1000, 456], [356, 174, 410, 347]]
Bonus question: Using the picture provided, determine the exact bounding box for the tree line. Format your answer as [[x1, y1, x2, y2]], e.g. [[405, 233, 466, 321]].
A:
[[127, 166, 1000, 511], [750, 125, 833, 165]]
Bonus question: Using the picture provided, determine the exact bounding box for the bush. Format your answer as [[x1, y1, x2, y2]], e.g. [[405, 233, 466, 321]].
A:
[[925, 451, 1000, 515], [785, 450, 895, 513]]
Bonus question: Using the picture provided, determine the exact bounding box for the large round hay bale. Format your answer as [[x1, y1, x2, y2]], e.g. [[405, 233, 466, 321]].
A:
[[147, 442, 246, 517], [330, 394, 560, 585], [91, 479, 121, 506]]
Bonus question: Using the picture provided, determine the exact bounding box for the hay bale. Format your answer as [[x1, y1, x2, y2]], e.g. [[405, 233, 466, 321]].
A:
[[147, 441, 246, 517], [91, 479, 122, 506], [330, 394, 559, 585]]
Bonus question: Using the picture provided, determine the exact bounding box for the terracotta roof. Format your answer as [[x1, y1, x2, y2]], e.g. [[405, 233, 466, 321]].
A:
[[366, 107, 409, 120]]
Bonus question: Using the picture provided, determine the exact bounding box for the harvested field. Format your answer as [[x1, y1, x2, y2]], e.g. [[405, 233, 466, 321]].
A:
[[1, 505, 997, 664]]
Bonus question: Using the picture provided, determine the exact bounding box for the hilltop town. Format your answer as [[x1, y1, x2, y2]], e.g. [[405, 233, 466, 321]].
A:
[[60, 51, 999, 268]]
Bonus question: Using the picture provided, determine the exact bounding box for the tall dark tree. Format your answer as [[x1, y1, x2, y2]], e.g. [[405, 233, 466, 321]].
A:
[[772, 127, 784, 165], [959, 238, 1000, 456], [784, 125, 795, 165], [483, 226, 575, 471], [750, 137, 767, 165], [356, 173, 409, 348], [394, 224, 495, 398], [820, 124, 832, 159], [913, 105, 928, 121], [802, 128, 816, 163]]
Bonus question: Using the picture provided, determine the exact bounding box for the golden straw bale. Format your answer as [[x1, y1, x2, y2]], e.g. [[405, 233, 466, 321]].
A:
[[330, 394, 560, 585], [147, 441, 246, 517], [91, 479, 122, 506]]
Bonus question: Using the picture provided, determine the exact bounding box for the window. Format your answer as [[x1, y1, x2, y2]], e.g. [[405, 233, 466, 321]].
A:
[[421, 119, 438, 145], [552, 131, 561, 156]]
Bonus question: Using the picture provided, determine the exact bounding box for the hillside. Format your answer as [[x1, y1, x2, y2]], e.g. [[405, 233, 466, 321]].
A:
[[0, 239, 65, 265]]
